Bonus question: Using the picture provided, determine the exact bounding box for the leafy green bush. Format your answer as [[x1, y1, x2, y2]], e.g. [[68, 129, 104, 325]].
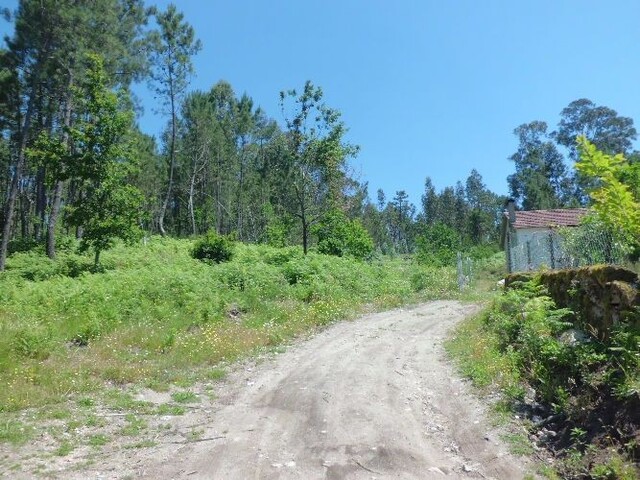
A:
[[453, 278, 640, 478], [415, 222, 460, 266], [191, 230, 234, 263], [314, 209, 373, 260]]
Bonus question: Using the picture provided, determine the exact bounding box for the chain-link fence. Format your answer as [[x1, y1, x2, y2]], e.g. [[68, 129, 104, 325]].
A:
[[456, 252, 473, 290], [508, 225, 628, 273]]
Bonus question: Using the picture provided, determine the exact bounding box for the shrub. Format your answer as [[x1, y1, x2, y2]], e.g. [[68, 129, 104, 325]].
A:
[[415, 222, 460, 266], [314, 209, 374, 260], [191, 231, 234, 263]]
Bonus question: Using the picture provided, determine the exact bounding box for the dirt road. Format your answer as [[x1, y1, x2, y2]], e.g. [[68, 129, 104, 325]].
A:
[[22, 301, 534, 479], [110, 301, 529, 480]]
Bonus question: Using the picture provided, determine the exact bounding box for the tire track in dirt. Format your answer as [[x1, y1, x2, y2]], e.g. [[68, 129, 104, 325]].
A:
[[123, 301, 533, 479]]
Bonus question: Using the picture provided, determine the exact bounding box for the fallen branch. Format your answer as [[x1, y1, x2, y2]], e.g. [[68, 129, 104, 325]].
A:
[[352, 459, 380, 474], [171, 435, 226, 445]]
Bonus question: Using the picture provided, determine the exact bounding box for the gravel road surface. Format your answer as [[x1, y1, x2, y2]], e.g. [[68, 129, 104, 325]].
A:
[[131, 301, 532, 479]]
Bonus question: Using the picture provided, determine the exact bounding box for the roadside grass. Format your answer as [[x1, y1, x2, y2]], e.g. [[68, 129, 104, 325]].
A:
[[0, 236, 464, 463], [0, 420, 34, 446], [447, 276, 640, 479]]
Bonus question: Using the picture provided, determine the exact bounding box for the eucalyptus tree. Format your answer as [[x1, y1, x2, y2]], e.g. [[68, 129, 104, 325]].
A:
[[180, 90, 215, 235], [507, 121, 568, 210], [555, 99, 637, 160], [464, 169, 502, 244], [147, 3, 201, 236], [386, 190, 415, 254], [554, 99, 637, 204], [420, 177, 438, 225]]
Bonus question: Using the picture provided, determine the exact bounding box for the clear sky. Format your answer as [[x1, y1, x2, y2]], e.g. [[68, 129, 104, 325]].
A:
[[3, 1, 640, 207]]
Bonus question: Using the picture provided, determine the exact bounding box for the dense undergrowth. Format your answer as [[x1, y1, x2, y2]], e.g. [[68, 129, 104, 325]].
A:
[[447, 279, 640, 479], [0, 236, 464, 417]]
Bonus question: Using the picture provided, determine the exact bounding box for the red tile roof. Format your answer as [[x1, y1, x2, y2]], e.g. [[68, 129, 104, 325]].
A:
[[511, 208, 589, 229]]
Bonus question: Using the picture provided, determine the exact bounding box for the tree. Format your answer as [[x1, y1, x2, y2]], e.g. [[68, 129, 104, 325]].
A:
[[575, 136, 640, 248], [554, 99, 637, 204], [415, 222, 460, 266], [464, 169, 503, 244], [0, 0, 148, 268], [278, 81, 358, 254], [555, 99, 637, 160], [507, 121, 568, 210], [147, 3, 201, 236], [29, 55, 142, 266], [420, 177, 438, 225], [386, 190, 415, 253], [314, 208, 373, 259]]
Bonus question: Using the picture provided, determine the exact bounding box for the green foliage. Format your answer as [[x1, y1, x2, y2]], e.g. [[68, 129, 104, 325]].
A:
[[0, 420, 33, 446], [191, 231, 234, 263], [576, 137, 640, 250], [28, 54, 143, 266], [449, 278, 640, 478], [170, 391, 199, 404], [507, 121, 568, 210], [0, 237, 456, 414], [262, 204, 290, 248], [314, 209, 373, 259], [415, 222, 460, 266], [278, 81, 359, 254], [558, 217, 630, 266]]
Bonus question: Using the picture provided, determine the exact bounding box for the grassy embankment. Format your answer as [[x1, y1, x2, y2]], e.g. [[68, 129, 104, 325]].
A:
[[0, 236, 480, 449], [447, 278, 640, 479]]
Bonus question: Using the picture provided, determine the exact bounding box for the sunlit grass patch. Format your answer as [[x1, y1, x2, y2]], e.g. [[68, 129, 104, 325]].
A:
[[170, 391, 199, 404], [0, 237, 463, 423], [0, 420, 34, 446], [445, 312, 521, 392]]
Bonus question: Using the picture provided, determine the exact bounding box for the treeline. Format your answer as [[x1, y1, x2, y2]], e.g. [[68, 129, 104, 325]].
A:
[[507, 98, 638, 210], [0, 0, 508, 268]]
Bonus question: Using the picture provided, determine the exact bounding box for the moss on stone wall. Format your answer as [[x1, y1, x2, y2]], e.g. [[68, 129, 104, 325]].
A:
[[506, 265, 639, 337]]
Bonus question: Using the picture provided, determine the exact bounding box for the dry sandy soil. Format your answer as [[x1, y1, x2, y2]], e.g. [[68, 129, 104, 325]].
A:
[[7, 301, 538, 479]]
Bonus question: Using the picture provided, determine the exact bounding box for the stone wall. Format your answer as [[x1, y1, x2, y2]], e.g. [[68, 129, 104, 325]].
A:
[[505, 265, 639, 338]]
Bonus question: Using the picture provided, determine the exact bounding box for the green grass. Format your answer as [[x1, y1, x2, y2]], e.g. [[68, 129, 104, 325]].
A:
[[155, 403, 185, 416], [0, 237, 462, 416], [87, 434, 109, 447], [501, 432, 535, 456], [54, 440, 75, 456], [448, 279, 640, 479], [170, 391, 199, 404], [0, 420, 33, 446], [120, 414, 147, 436]]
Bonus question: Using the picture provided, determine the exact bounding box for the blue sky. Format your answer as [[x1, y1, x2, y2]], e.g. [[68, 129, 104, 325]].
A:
[[3, 1, 640, 207]]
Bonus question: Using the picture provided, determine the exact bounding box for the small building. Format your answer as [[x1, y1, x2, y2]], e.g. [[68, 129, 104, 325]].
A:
[[500, 199, 589, 273]]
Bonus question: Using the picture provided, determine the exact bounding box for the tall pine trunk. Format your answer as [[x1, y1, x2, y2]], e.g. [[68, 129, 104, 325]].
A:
[[0, 83, 37, 271], [158, 75, 176, 237], [47, 74, 73, 259]]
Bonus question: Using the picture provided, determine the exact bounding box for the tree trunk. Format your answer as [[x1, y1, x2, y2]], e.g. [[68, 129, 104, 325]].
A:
[[0, 84, 37, 271], [216, 148, 222, 234], [237, 141, 245, 241], [34, 166, 46, 240], [158, 76, 176, 237], [188, 170, 197, 236], [46, 180, 64, 258], [47, 73, 74, 259], [302, 219, 308, 255]]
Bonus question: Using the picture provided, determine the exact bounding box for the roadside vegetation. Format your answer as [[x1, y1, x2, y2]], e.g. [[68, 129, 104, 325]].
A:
[[447, 278, 639, 479], [0, 235, 468, 466]]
